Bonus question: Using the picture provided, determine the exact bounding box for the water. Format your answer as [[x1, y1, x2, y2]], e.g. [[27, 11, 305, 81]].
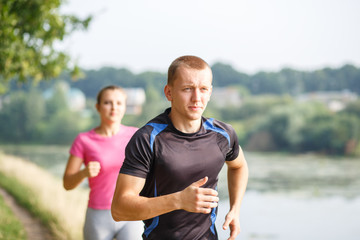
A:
[[0, 144, 69, 177], [1, 145, 359, 239], [215, 152, 360, 239], [216, 192, 360, 240]]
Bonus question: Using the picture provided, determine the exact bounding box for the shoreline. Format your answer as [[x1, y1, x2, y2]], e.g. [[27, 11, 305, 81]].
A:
[[0, 187, 53, 239], [0, 152, 89, 240]]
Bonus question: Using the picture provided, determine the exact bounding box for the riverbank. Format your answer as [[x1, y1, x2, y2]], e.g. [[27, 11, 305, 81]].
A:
[[0, 152, 89, 240], [0, 187, 52, 239], [0, 188, 26, 239], [1, 147, 359, 239]]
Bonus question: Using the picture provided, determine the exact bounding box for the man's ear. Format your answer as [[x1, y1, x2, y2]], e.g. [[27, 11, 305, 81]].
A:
[[95, 103, 100, 113], [164, 85, 172, 101]]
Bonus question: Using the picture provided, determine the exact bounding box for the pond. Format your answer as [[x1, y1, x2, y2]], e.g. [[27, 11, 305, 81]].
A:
[[1, 145, 359, 239]]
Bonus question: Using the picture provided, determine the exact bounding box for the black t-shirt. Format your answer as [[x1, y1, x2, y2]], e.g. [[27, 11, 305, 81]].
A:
[[120, 108, 240, 240]]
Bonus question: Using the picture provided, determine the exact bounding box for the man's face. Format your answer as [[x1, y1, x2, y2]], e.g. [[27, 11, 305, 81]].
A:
[[165, 66, 212, 121]]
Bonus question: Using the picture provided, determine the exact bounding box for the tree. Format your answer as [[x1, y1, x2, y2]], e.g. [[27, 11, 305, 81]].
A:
[[0, 89, 45, 142], [71, 67, 136, 98], [0, 0, 91, 92], [299, 113, 360, 155], [211, 62, 249, 87], [44, 80, 69, 118], [342, 100, 360, 118]]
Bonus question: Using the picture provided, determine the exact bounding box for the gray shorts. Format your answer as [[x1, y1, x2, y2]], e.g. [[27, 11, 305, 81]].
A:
[[84, 208, 143, 240]]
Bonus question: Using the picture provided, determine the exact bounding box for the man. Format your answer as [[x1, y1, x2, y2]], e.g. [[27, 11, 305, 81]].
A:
[[111, 55, 248, 240]]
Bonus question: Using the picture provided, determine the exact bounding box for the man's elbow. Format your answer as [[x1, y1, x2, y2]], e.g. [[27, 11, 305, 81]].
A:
[[111, 202, 126, 221], [111, 210, 121, 222]]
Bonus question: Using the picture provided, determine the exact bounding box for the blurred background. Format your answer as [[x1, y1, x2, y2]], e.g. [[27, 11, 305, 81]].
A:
[[0, 0, 359, 239]]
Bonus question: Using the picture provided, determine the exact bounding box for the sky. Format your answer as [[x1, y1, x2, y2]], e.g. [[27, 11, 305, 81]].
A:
[[60, 0, 360, 74]]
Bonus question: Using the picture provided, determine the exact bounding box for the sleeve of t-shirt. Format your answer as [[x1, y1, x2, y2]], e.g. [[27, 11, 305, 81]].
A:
[[69, 134, 85, 159], [225, 124, 240, 161], [120, 127, 153, 179]]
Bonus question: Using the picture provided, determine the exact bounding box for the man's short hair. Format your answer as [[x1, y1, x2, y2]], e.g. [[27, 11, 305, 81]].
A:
[[167, 55, 211, 85]]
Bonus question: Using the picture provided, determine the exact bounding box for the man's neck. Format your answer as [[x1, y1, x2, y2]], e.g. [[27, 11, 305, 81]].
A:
[[168, 111, 201, 134]]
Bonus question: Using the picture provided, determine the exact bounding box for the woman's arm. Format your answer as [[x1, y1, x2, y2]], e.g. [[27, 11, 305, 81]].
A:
[[63, 154, 100, 190]]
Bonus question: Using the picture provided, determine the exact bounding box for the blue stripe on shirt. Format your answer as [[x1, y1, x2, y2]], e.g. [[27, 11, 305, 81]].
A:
[[144, 181, 159, 237], [146, 123, 168, 152], [203, 118, 230, 147]]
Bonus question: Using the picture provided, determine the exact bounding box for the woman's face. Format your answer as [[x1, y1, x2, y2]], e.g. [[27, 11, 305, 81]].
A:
[[96, 89, 126, 125]]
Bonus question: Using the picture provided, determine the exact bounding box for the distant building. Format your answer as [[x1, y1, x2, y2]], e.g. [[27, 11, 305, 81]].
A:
[[297, 90, 358, 112], [43, 81, 86, 112], [124, 88, 146, 115], [210, 87, 242, 107], [67, 88, 87, 112], [43, 83, 146, 115]]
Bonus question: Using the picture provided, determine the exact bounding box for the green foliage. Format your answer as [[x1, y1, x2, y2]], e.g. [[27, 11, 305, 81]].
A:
[[0, 83, 91, 144], [0, 0, 91, 92], [210, 63, 360, 96], [299, 113, 360, 155], [135, 71, 167, 90], [44, 81, 69, 117], [0, 172, 65, 239], [226, 121, 247, 146], [218, 95, 293, 122], [68, 68, 167, 99], [0, 91, 26, 142], [0, 89, 46, 142], [42, 110, 85, 144], [0, 192, 26, 240], [2, 61, 360, 156], [342, 100, 360, 118], [244, 100, 360, 155], [11, 62, 360, 99], [251, 106, 294, 150], [69, 67, 135, 99], [26, 89, 46, 138], [212, 63, 249, 87]]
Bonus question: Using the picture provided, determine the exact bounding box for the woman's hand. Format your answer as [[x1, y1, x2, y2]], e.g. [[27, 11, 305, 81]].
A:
[[85, 161, 101, 178]]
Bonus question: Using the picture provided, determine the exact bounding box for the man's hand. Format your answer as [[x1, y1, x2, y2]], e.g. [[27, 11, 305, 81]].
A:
[[179, 177, 219, 214], [223, 210, 241, 240], [85, 161, 101, 178]]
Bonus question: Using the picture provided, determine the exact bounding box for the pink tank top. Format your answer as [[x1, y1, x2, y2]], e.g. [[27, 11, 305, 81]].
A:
[[70, 125, 138, 209]]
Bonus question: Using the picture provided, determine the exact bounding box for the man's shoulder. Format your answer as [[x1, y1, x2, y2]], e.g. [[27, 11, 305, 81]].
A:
[[144, 111, 169, 129], [132, 111, 169, 137], [202, 116, 235, 132]]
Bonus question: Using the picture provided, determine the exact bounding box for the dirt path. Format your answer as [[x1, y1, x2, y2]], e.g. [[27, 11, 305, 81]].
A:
[[0, 187, 54, 240]]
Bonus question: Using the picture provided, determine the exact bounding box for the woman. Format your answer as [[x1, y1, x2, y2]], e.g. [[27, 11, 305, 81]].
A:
[[63, 85, 143, 240]]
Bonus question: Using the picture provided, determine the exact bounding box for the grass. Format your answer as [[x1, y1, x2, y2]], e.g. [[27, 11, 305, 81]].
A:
[[0, 152, 89, 240], [0, 193, 26, 240], [0, 172, 61, 239]]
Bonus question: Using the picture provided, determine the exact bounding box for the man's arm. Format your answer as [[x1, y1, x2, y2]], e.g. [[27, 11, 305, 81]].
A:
[[111, 174, 219, 221], [223, 146, 249, 240]]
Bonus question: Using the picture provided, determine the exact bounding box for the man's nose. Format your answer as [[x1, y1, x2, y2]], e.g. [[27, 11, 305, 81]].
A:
[[192, 89, 201, 101]]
